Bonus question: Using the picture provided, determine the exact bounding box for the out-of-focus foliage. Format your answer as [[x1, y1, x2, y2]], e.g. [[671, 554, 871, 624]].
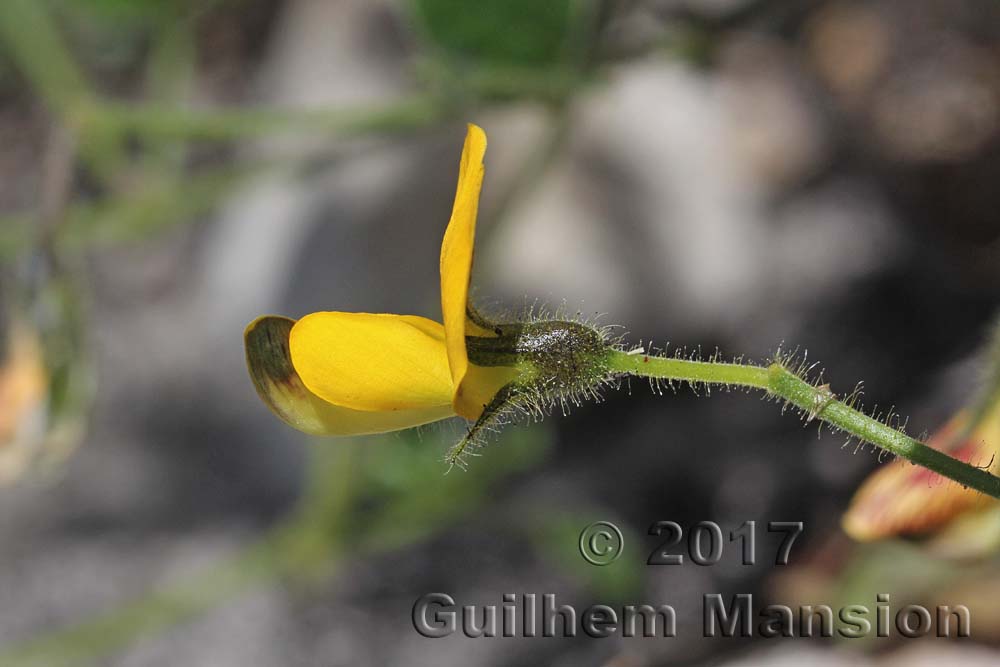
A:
[[0, 266, 91, 486], [413, 0, 574, 67], [69, 0, 182, 13], [0, 424, 554, 667], [358, 424, 551, 551]]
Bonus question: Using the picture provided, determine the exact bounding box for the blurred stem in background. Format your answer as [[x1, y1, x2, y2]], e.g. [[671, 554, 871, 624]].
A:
[[0, 428, 554, 667], [0, 0, 597, 260]]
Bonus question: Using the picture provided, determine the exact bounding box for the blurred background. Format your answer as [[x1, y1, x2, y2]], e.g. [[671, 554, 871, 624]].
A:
[[2, 0, 1000, 665]]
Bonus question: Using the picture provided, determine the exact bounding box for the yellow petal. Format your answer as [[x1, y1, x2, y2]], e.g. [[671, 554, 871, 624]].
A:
[[289, 312, 455, 412], [440, 123, 488, 419], [245, 316, 454, 435], [461, 363, 521, 413], [842, 410, 1000, 541]]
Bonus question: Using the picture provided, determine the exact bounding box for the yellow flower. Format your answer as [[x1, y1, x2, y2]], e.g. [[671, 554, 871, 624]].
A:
[[245, 124, 525, 438]]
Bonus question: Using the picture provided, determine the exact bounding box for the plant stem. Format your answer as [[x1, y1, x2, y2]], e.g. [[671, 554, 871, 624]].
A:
[[605, 350, 1000, 500], [95, 96, 444, 141], [0, 1, 95, 115]]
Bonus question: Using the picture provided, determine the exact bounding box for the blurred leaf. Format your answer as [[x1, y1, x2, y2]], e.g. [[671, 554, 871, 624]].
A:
[[830, 540, 993, 646], [51, 0, 183, 74], [357, 423, 551, 551], [413, 0, 574, 68], [58, 0, 190, 20], [33, 270, 94, 474], [836, 541, 956, 608], [926, 505, 1000, 560], [530, 512, 644, 603], [55, 165, 252, 249]]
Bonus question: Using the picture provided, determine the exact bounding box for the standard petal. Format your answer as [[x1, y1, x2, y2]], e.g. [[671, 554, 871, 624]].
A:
[[460, 363, 521, 415], [245, 316, 454, 435], [440, 123, 487, 419], [288, 312, 455, 412]]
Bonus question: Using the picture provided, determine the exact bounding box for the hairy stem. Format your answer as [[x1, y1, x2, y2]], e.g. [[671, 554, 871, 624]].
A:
[[605, 350, 1000, 500]]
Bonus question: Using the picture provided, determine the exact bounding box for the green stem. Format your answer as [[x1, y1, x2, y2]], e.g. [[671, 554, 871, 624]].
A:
[[94, 96, 444, 141], [0, 0, 95, 115], [605, 350, 1000, 500]]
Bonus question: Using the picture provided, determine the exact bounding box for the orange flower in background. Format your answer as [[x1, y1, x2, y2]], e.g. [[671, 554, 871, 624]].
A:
[[0, 323, 48, 483], [843, 408, 1000, 545]]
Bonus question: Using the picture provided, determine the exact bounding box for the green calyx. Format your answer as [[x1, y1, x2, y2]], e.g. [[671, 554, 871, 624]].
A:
[[446, 309, 614, 468], [466, 319, 610, 383]]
